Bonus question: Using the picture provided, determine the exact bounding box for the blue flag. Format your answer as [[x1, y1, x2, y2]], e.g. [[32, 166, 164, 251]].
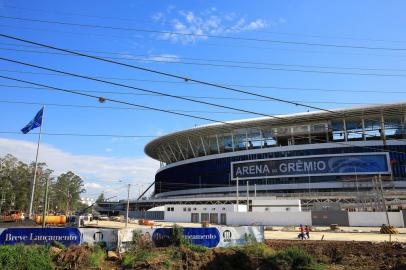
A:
[[21, 107, 44, 134]]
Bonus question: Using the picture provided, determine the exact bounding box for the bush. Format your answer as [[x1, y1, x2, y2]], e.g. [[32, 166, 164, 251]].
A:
[[265, 246, 322, 270], [242, 242, 275, 259], [0, 245, 53, 270], [85, 245, 105, 268], [172, 224, 189, 247], [121, 249, 158, 267], [188, 244, 209, 253]]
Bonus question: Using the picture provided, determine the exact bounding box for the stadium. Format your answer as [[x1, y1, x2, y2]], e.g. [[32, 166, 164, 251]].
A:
[[140, 102, 406, 210]]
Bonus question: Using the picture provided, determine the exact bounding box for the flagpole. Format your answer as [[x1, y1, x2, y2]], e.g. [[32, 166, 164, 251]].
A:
[[28, 105, 44, 219]]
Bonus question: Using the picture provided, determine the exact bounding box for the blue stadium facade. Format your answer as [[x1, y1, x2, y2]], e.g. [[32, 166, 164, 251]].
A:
[[145, 103, 406, 199]]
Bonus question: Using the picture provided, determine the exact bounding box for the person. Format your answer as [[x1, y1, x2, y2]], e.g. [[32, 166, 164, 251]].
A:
[[298, 224, 305, 240], [305, 225, 310, 239]]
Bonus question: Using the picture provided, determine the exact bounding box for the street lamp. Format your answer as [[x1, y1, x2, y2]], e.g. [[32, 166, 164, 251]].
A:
[[52, 186, 72, 215], [118, 180, 131, 228]]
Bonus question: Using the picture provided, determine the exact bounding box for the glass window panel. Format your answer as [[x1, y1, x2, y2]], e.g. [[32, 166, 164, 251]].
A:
[[331, 120, 344, 131]]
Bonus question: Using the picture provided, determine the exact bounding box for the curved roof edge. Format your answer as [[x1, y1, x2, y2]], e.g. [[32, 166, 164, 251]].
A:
[[144, 102, 406, 160]]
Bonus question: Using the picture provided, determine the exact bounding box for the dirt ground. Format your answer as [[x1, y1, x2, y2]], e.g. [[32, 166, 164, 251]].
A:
[[265, 230, 406, 243], [266, 239, 406, 270]]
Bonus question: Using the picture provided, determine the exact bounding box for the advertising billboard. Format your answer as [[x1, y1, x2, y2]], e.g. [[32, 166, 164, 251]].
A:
[[231, 152, 391, 180]]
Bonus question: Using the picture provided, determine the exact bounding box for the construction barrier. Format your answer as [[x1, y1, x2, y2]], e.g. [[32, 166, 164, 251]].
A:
[[0, 226, 264, 252]]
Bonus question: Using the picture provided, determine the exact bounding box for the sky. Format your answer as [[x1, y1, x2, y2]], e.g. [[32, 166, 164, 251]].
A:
[[0, 0, 405, 200]]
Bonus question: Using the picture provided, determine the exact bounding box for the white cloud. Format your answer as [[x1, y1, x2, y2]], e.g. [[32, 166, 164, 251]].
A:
[[105, 148, 113, 152], [0, 138, 159, 199], [121, 52, 180, 63], [151, 7, 271, 44], [84, 182, 103, 189]]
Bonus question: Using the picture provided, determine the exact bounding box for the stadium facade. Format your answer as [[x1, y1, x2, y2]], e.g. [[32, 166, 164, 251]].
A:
[[145, 103, 406, 202]]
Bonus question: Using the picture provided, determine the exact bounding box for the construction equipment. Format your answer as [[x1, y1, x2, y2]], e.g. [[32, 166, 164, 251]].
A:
[[35, 215, 67, 225], [1, 210, 24, 222]]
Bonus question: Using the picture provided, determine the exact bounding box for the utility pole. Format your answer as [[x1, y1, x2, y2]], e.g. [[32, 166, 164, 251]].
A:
[[66, 188, 70, 216], [42, 177, 50, 228], [125, 184, 130, 228], [378, 174, 391, 226], [236, 177, 239, 212], [246, 181, 249, 211]]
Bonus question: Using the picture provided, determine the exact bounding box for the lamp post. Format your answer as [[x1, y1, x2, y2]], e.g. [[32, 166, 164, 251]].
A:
[[126, 184, 130, 228], [42, 177, 50, 228]]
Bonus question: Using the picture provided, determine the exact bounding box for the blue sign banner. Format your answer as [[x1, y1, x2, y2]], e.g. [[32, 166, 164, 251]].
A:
[[231, 153, 390, 180], [152, 227, 220, 248], [0, 228, 81, 246]]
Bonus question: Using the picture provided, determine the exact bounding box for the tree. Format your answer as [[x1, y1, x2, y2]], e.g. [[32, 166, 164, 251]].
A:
[[52, 171, 85, 214], [96, 192, 105, 203]]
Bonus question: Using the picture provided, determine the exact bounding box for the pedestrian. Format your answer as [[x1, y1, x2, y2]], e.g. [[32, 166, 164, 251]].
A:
[[305, 225, 310, 239], [298, 224, 305, 240]]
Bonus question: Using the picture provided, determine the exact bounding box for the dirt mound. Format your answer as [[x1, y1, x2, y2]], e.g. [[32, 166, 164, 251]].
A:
[[266, 240, 406, 270], [53, 245, 93, 269]]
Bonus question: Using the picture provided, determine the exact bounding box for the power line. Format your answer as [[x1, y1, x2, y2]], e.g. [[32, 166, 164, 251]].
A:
[[0, 57, 286, 120], [2, 68, 406, 95], [5, 4, 406, 45], [0, 74, 234, 125], [3, 42, 406, 74], [0, 99, 252, 115], [1, 73, 406, 156], [0, 83, 388, 106], [0, 131, 156, 138], [0, 37, 403, 144], [4, 34, 402, 121], [2, 15, 406, 52], [0, 34, 349, 114], [3, 23, 406, 60]]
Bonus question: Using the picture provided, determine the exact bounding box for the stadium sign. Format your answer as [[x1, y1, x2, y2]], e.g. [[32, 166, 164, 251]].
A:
[[0, 228, 81, 246], [231, 152, 390, 180]]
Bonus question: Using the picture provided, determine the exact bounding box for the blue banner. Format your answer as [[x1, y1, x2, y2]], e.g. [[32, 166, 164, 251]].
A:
[[231, 153, 390, 180], [152, 227, 220, 248], [0, 228, 81, 246]]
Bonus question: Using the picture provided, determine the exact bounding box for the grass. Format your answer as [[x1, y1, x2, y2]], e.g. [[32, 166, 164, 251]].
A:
[[0, 245, 53, 270], [265, 246, 325, 270], [85, 245, 106, 268]]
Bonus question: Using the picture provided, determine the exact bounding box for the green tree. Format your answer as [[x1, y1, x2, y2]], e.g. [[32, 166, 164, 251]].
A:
[[0, 155, 53, 214], [96, 192, 105, 203], [51, 171, 85, 214]]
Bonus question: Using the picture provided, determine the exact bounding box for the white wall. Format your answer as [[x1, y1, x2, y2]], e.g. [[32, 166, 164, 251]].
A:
[[348, 212, 404, 227], [226, 212, 312, 226]]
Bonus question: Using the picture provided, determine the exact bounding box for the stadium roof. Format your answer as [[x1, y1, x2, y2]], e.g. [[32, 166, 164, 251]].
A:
[[145, 102, 406, 161]]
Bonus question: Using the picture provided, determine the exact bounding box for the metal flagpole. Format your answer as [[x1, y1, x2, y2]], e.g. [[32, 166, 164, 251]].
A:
[[28, 105, 44, 219]]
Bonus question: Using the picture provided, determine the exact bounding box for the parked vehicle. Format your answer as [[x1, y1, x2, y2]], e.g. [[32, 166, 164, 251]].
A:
[[1, 210, 24, 222]]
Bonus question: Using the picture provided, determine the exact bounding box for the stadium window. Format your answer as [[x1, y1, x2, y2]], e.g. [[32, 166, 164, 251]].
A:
[[188, 207, 191, 212], [331, 120, 345, 141], [385, 117, 402, 139], [183, 207, 187, 212], [346, 119, 363, 141], [364, 118, 381, 139]]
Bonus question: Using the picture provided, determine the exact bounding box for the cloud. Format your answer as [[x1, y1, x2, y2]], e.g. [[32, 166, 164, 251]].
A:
[[151, 7, 271, 44], [105, 148, 113, 152], [0, 138, 159, 198], [121, 53, 180, 63], [84, 182, 103, 189]]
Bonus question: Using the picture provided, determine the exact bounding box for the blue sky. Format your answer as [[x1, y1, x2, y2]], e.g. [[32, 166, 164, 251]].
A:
[[0, 0, 405, 199]]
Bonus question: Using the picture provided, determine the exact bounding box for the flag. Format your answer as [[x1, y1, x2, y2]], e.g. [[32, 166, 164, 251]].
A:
[[21, 107, 44, 134]]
